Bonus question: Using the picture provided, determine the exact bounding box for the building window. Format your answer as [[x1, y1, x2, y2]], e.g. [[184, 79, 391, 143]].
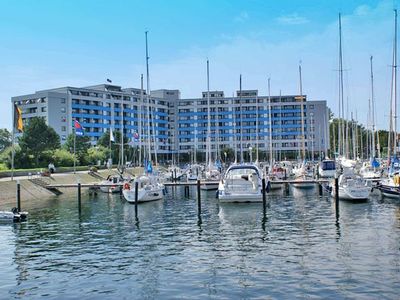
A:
[[61, 126, 66, 132], [61, 135, 66, 141], [41, 107, 47, 112], [61, 98, 66, 104], [61, 116, 66, 122], [61, 107, 66, 113]]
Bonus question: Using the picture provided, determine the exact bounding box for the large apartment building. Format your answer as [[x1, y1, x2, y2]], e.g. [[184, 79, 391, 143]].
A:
[[11, 84, 330, 160]]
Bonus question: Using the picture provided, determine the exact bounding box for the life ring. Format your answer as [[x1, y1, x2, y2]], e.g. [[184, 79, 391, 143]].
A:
[[123, 183, 130, 190]]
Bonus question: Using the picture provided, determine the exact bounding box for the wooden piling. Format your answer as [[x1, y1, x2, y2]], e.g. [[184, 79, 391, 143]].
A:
[[318, 183, 323, 196], [16, 180, 21, 212], [134, 181, 139, 218], [174, 169, 177, 183], [262, 178, 267, 214], [197, 179, 201, 215], [78, 182, 82, 214], [335, 177, 339, 218]]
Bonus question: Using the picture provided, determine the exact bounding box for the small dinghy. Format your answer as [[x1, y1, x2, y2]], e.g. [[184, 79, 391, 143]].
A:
[[0, 208, 28, 222]]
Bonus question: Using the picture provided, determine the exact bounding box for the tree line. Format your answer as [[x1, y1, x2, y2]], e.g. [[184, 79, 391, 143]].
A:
[[0, 117, 135, 170]]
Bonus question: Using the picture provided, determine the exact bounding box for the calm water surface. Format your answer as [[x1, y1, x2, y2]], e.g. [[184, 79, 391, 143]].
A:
[[0, 187, 399, 299]]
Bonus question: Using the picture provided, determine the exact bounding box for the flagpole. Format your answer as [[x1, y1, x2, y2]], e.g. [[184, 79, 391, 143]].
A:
[[11, 105, 15, 181], [73, 126, 76, 174]]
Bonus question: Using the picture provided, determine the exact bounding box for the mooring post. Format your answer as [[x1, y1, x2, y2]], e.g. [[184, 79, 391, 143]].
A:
[[78, 182, 82, 214], [284, 169, 287, 180], [16, 180, 21, 212], [335, 177, 339, 218], [171, 171, 174, 182], [174, 169, 177, 183], [197, 179, 201, 215], [318, 183, 323, 196], [134, 181, 139, 218], [262, 178, 267, 214]]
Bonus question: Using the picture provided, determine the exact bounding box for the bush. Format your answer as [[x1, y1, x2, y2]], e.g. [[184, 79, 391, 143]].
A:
[[87, 146, 110, 166], [52, 149, 75, 167]]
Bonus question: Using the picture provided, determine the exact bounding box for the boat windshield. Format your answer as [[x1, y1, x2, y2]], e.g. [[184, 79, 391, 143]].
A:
[[227, 167, 259, 177], [322, 161, 335, 170]]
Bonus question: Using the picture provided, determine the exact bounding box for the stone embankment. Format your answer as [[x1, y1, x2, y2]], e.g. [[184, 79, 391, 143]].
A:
[[0, 168, 143, 209]]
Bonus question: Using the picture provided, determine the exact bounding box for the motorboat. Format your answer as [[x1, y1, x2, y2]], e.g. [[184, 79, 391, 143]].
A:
[[218, 164, 265, 202], [99, 174, 124, 194], [122, 175, 164, 203], [292, 161, 315, 189], [377, 157, 400, 198], [187, 164, 203, 181], [359, 159, 381, 180], [268, 165, 286, 190], [318, 159, 336, 178], [332, 168, 370, 200], [201, 167, 220, 190], [0, 208, 28, 222]]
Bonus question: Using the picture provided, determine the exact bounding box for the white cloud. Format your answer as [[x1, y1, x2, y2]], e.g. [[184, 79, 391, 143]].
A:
[[276, 13, 309, 25]]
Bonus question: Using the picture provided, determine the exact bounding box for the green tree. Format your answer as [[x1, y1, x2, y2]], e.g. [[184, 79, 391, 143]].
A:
[[63, 134, 91, 165], [18, 117, 60, 167], [52, 149, 76, 167], [87, 146, 110, 165], [0, 129, 12, 153]]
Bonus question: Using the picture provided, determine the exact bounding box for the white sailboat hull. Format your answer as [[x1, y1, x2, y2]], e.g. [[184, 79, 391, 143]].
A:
[[123, 186, 164, 203]]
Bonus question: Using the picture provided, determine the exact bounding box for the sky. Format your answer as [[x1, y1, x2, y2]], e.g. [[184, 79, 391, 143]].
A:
[[0, 0, 399, 130]]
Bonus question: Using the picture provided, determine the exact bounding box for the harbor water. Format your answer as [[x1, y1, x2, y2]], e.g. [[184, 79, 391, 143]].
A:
[[0, 187, 399, 299]]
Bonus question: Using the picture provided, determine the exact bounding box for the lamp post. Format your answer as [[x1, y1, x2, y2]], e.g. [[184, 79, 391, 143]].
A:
[[249, 146, 253, 163]]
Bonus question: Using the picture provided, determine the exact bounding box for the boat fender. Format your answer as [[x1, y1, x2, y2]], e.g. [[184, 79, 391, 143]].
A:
[[123, 183, 130, 190]]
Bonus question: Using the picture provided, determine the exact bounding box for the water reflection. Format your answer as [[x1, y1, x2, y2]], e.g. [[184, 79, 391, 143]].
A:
[[0, 188, 399, 299]]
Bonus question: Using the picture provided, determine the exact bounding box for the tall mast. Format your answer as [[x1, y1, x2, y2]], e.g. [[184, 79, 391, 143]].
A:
[[299, 63, 306, 160], [145, 31, 152, 165], [206, 60, 211, 168], [120, 89, 124, 168], [139, 74, 143, 167], [370, 56, 376, 158], [338, 13, 345, 157], [255, 94, 259, 163], [268, 78, 273, 168], [389, 9, 398, 159], [232, 93, 237, 163], [239, 74, 243, 163]]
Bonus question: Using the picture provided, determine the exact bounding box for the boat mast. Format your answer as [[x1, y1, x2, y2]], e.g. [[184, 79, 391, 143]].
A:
[[338, 13, 345, 157], [206, 60, 211, 168], [268, 78, 273, 169], [145, 31, 152, 166], [370, 56, 376, 158], [389, 9, 398, 160], [232, 93, 237, 163], [139, 74, 143, 167], [239, 74, 243, 163], [255, 94, 259, 164], [120, 87, 124, 169], [299, 63, 306, 161]]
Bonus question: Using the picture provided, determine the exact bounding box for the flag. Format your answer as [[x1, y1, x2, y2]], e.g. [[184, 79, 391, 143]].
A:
[[110, 128, 115, 142], [14, 104, 23, 132], [106, 78, 112, 83], [74, 120, 84, 136], [147, 161, 153, 173]]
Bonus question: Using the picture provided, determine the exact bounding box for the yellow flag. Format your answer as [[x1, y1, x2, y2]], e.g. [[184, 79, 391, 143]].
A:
[[14, 104, 23, 132]]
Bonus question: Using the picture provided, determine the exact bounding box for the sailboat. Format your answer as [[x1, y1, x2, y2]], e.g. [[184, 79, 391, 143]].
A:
[[123, 31, 164, 203], [378, 10, 400, 199], [266, 78, 283, 190], [333, 13, 370, 200], [201, 60, 220, 190], [292, 63, 315, 189]]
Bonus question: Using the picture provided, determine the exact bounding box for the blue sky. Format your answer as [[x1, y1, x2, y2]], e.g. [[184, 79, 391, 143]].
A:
[[0, 0, 398, 130]]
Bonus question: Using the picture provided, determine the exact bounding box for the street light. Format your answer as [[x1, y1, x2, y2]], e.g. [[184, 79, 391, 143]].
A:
[[249, 146, 253, 163]]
